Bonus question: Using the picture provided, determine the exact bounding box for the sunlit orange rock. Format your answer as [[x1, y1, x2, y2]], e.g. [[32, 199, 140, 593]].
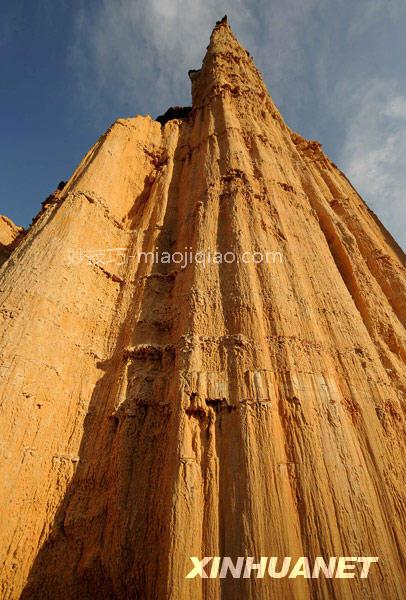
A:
[[0, 215, 24, 266], [0, 17, 405, 600]]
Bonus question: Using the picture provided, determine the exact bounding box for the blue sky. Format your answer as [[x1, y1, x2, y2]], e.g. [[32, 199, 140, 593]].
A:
[[1, 0, 405, 248]]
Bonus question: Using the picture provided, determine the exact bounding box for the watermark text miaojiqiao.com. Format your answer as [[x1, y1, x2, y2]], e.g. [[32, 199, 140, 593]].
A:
[[185, 556, 379, 579], [67, 247, 284, 269]]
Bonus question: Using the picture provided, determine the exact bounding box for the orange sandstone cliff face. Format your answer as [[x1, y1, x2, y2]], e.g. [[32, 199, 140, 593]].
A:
[[0, 18, 405, 600], [0, 216, 24, 266]]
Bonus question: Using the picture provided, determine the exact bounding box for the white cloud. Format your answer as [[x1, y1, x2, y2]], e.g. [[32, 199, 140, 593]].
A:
[[68, 0, 405, 249], [383, 96, 406, 120], [68, 0, 317, 123], [339, 80, 406, 248], [69, 1, 252, 121]]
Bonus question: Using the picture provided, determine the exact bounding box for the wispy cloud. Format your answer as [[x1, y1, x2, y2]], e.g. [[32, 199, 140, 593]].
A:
[[69, 0, 405, 249], [69, 1, 249, 120], [339, 80, 406, 247], [68, 0, 316, 123]]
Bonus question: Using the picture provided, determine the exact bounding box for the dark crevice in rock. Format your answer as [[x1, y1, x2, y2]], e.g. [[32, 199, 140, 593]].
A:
[[205, 398, 235, 413]]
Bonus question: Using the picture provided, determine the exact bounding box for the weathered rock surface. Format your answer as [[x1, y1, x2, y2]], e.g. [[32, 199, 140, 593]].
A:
[[0, 216, 24, 266], [0, 17, 405, 600]]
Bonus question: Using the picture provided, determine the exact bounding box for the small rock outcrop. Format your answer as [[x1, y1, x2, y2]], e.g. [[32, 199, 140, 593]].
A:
[[0, 215, 24, 266], [156, 105, 192, 125]]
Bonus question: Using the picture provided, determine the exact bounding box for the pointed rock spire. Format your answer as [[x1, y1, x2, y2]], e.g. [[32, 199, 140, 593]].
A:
[[0, 15, 405, 600], [189, 16, 268, 109]]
